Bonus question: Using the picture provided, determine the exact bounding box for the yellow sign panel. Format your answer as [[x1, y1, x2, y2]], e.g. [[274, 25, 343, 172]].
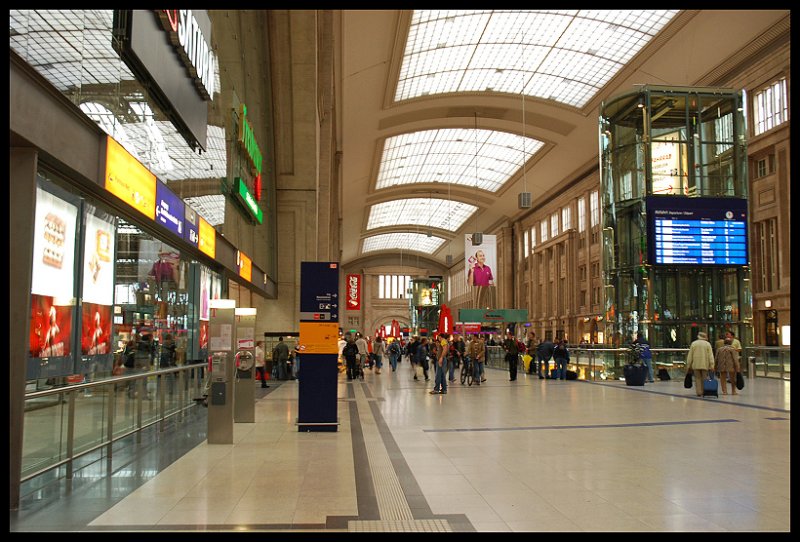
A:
[[104, 136, 156, 220], [198, 216, 216, 258], [299, 322, 339, 354], [238, 250, 252, 282]]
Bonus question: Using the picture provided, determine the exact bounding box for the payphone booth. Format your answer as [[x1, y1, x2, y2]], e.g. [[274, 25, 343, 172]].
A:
[[234, 307, 257, 423], [208, 299, 236, 444]]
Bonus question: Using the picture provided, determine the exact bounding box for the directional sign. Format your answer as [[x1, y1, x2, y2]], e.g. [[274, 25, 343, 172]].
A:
[[300, 262, 339, 323]]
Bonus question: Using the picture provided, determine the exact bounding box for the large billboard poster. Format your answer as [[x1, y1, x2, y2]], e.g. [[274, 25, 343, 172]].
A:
[[31, 188, 78, 300], [464, 234, 498, 309], [29, 294, 72, 358], [80, 302, 112, 356], [200, 265, 211, 321], [464, 234, 497, 287], [82, 213, 116, 306]]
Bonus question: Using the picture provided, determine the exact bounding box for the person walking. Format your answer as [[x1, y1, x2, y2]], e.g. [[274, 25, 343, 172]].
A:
[[536, 337, 555, 379], [273, 336, 290, 381], [373, 336, 385, 374], [502, 333, 519, 381], [715, 336, 741, 395], [415, 337, 430, 381], [686, 331, 715, 397], [633, 332, 654, 383], [160, 333, 178, 394], [387, 339, 401, 372], [355, 333, 369, 374], [430, 333, 450, 394], [552, 338, 570, 380], [342, 333, 360, 381], [255, 340, 269, 388], [469, 334, 486, 386], [449, 334, 464, 383], [292, 341, 303, 380]]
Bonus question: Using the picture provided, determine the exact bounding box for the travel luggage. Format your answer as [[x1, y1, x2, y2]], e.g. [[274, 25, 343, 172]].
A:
[[565, 369, 578, 380], [703, 373, 719, 397], [658, 368, 671, 381], [623, 363, 647, 386]]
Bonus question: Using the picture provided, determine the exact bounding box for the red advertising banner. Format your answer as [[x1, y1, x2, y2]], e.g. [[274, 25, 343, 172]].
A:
[[29, 294, 72, 358], [346, 274, 361, 311], [80, 302, 112, 356]]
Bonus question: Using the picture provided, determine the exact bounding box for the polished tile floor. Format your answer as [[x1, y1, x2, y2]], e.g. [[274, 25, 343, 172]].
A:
[[10, 363, 791, 532]]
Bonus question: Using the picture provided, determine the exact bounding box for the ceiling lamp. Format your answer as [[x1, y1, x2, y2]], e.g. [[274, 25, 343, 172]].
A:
[[517, 29, 532, 210]]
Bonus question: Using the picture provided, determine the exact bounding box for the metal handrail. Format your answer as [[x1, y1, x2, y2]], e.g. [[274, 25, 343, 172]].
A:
[[20, 363, 208, 486]]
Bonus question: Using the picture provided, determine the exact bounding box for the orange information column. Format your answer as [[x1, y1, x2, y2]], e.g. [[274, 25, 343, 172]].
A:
[[297, 262, 340, 432]]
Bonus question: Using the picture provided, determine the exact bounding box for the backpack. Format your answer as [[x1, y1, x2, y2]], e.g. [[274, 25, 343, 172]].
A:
[[343, 342, 358, 360]]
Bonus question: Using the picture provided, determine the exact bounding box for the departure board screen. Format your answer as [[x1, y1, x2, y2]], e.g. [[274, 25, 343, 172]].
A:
[[647, 196, 748, 266]]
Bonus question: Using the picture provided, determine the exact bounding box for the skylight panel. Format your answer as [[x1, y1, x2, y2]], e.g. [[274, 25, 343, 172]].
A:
[[183, 195, 226, 227], [396, 10, 679, 107], [375, 129, 544, 192], [367, 199, 477, 232], [362, 233, 446, 255]]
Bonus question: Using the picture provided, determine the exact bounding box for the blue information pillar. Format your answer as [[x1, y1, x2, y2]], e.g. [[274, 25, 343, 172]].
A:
[[297, 262, 340, 432]]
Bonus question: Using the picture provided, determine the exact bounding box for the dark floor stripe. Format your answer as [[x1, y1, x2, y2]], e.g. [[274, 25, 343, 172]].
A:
[[424, 418, 739, 433]]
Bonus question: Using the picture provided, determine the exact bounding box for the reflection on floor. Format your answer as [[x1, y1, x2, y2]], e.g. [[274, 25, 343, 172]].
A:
[[10, 368, 791, 532]]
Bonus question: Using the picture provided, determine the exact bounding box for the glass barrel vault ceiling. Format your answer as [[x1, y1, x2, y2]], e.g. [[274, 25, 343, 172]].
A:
[[367, 198, 478, 232], [362, 233, 446, 255], [396, 10, 679, 107], [375, 128, 544, 192]]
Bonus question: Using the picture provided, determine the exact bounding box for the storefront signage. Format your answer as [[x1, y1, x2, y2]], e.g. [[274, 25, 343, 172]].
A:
[[31, 188, 78, 301], [234, 177, 263, 224], [104, 136, 157, 220], [198, 216, 216, 258], [113, 10, 209, 150], [237, 250, 252, 282], [155, 181, 185, 238], [346, 274, 361, 310], [238, 104, 263, 177], [82, 213, 115, 306], [158, 10, 215, 100], [184, 205, 199, 247], [458, 309, 529, 322]]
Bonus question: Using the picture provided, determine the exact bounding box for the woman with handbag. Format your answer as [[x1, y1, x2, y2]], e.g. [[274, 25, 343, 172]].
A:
[[686, 331, 714, 397], [714, 336, 741, 395]]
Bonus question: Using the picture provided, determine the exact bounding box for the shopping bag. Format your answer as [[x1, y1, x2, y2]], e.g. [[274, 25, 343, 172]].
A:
[[415, 364, 424, 379], [735, 372, 745, 390], [683, 371, 693, 389], [522, 354, 532, 373]]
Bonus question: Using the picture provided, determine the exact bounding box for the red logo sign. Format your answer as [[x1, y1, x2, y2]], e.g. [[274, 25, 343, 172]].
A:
[[346, 274, 361, 310]]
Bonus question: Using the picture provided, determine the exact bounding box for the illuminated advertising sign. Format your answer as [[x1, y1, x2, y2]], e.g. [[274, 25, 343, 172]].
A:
[[198, 216, 216, 258], [651, 132, 689, 195], [82, 213, 115, 306], [32, 188, 78, 300], [238, 104, 263, 176], [648, 196, 748, 265], [200, 265, 211, 321], [29, 294, 72, 358], [234, 177, 263, 224], [155, 181, 185, 238], [104, 136, 156, 220], [238, 250, 252, 282], [81, 302, 112, 356], [346, 274, 361, 311], [184, 204, 199, 247]]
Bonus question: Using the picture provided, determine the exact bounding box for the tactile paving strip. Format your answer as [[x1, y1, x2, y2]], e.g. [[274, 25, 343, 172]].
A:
[[348, 519, 452, 532]]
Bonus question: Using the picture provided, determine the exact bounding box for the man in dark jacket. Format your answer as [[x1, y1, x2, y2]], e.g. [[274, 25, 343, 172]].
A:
[[502, 334, 520, 381], [536, 338, 555, 379], [273, 337, 290, 380]]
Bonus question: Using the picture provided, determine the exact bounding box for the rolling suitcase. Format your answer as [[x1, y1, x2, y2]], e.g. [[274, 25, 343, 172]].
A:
[[703, 373, 719, 397]]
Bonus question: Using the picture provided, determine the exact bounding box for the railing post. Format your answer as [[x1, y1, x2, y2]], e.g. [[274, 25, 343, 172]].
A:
[[136, 378, 143, 444], [106, 383, 115, 459], [159, 375, 166, 432], [65, 391, 76, 479]]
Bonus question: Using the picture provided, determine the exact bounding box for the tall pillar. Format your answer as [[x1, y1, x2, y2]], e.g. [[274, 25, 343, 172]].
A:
[[9, 148, 38, 510]]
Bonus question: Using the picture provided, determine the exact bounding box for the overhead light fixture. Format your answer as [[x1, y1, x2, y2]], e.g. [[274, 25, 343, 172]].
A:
[[517, 30, 532, 210], [472, 111, 483, 246]]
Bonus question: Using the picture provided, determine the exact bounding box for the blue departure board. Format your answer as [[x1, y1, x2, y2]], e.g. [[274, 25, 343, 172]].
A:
[[647, 196, 748, 266]]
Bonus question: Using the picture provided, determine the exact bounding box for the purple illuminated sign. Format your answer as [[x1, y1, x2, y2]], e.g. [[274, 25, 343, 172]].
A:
[[184, 203, 199, 247], [155, 181, 185, 238]]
